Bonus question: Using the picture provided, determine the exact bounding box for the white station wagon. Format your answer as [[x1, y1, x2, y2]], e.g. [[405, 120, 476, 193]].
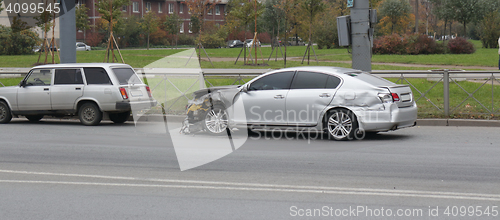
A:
[[0, 63, 156, 125]]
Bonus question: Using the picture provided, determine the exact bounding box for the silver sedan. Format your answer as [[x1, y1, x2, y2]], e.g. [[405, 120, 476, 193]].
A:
[[183, 66, 417, 140]]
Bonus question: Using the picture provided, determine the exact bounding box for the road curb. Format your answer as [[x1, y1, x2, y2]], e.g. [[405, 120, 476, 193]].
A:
[[128, 116, 500, 127], [417, 119, 500, 127]]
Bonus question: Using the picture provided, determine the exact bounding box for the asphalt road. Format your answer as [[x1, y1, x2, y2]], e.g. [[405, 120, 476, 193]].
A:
[[1, 119, 500, 219]]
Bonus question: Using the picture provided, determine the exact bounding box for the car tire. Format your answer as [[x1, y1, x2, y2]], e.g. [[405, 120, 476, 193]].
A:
[[79, 102, 103, 126], [26, 115, 44, 122], [0, 101, 12, 124], [109, 111, 130, 124], [325, 109, 358, 141], [203, 105, 229, 135]]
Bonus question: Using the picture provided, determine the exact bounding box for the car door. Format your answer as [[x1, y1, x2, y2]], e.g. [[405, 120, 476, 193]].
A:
[[17, 69, 53, 111], [285, 71, 341, 126], [238, 71, 295, 125], [51, 69, 84, 110]]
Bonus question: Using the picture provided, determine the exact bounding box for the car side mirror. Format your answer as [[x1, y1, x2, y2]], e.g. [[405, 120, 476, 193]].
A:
[[241, 84, 249, 93], [19, 80, 26, 87]]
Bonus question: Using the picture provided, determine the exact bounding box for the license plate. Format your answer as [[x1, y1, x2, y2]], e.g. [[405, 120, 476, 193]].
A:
[[130, 90, 143, 97], [401, 94, 411, 102]]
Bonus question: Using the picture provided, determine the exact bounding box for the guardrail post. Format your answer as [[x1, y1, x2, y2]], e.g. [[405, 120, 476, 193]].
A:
[[443, 69, 449, 117]]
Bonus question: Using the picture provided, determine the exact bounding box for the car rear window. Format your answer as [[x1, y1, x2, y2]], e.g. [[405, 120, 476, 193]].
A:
[[344, 72, 393, 87], [112, 68, 142, 85]]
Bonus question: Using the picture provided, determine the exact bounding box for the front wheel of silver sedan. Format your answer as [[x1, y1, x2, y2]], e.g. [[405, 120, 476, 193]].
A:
[[326, 109, 358, 141], [203, 105, 229, 135]]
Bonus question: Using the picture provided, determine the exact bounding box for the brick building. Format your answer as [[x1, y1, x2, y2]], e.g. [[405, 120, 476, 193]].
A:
[[77, 0, 228, 41]]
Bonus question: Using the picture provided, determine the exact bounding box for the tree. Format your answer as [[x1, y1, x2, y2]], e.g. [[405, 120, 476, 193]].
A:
[[76, 4, 91, 42], [184, 0, 220, 33], [226, 0, 263, 40], [164, 13, 182, 47], [479, 10, 500, 48], [190, 15, 201, 35], [448, 0, 484, 38], [95, 0, 130, 29], [429, 0, 453, 39], [260, 0, 285, 44], [140, 11, 159, 50], [379, 0, 412, 34], [300, 0, 324, 64]]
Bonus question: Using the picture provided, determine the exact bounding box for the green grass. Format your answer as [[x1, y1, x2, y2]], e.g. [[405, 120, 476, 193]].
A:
[[387, 78, 500, 119], [0, 49, 186, 68], [0, 77, 23, 87]]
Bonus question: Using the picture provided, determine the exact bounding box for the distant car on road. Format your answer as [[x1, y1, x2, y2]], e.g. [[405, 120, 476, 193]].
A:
[[76, 42, 91, 51], [0, 63, 157, 125], [287, 37, 305, 46], [226, 40, 244, 48], [245, 39, 261, 48], [182, 66, 417, 140]]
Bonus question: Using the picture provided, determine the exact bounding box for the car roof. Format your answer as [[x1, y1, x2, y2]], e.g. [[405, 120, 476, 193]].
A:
[[275, 66, 362, 74], [31, 63, 132, 69]]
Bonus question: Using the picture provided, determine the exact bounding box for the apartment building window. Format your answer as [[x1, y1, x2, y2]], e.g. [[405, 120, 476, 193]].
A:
[[179, 3, 183, 14], [188, 22, 192, 33], [188, 8, 191, 14], [169, 3, 174, 14], [215, 5, 220, 15], [146, 2, 151, 12], [207, 7, 212, 15], [180, 23, 184, 33], [158, 2, 162, 13], [133, 2, 139, 12], [122, 5, 127, 12]]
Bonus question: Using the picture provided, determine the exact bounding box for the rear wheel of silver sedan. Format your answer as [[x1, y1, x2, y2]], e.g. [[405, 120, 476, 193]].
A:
[[203, 105, 229, 135], [326, 109, 358, 141], [0, 101, 12, 124], [79, 102, 103, 126]]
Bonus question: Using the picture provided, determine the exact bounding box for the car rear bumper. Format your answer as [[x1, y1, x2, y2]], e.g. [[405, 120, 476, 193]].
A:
[[116, 100, 157, 111], [356, 103, 418, 132]]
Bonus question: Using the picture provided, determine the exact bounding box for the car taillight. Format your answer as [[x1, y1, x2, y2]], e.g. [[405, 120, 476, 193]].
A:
[[378, 93, 393, 103], [391, 93, 400, 102], [146, 86, 152, 98], [119, 87, 128, 99]]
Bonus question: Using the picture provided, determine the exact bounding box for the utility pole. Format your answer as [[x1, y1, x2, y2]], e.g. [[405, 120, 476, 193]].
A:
[[59, 0, 77, 63], [350, 0, 371, 71]]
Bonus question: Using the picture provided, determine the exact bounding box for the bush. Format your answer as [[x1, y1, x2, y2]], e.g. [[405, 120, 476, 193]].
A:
[[86, 32, 104, 47], [447, 37, 475, 54], [373, 34, 406, 54], [404, 34, 440, 55], [373, 34, 445, 55], [177, 34, 196, 46], [0, 24, 40, 55], [200, 33, 224, 48]]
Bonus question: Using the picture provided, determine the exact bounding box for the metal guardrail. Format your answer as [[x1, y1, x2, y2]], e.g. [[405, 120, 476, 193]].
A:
[[2, 68, 500, 118]]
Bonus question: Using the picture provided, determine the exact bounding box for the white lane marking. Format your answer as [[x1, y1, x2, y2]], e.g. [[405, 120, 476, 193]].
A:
[[0, 180, 500, 201], [1, 169, 500, 201]]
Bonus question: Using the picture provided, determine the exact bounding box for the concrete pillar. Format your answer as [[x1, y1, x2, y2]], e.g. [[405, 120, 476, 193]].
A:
[[350, 0, 371, 71], [60, 0, 77, 63]]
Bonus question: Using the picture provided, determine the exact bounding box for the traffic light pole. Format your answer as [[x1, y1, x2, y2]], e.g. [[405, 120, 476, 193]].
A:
[[350, 0, 371, 71]]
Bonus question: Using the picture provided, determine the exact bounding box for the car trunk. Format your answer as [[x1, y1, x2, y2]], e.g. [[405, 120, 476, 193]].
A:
[[385, 85, 414, 108], [346, 72, 414, 108], [112, 68, 150, 103]]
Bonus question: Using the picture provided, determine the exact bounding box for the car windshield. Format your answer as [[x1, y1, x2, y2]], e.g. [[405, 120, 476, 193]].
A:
[[112, 68, 142, 85]]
